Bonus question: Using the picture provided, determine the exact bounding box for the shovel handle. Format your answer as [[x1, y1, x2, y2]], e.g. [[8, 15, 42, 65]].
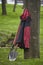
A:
[[11, 44, 14, 51]]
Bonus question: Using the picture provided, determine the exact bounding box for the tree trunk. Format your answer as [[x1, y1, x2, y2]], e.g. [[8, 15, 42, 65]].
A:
[[2, 0, 7, 15], [13, 0, 17, 12], [24, 0, 40, 59], [23, 0, 29, 9]]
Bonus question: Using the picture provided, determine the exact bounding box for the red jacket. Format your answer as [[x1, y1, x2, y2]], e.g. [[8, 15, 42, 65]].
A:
[[13, 9, 31, 49]]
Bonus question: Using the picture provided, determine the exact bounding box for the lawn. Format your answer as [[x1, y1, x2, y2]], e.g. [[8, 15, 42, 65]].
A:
[[0, 4, 43, 65], [0, 4, 23, 34]]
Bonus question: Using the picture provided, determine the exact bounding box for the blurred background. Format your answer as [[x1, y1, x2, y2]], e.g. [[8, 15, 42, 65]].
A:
[[0, 0, 43, 65]]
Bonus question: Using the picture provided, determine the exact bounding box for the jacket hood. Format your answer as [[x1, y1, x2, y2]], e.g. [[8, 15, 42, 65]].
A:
[[20, 9, 31, 20]]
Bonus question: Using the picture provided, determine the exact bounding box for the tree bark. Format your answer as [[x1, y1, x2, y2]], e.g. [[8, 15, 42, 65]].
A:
[[13, 0, 17, 12], [24, 0, 40, 59], [2, 0, 7, 15]]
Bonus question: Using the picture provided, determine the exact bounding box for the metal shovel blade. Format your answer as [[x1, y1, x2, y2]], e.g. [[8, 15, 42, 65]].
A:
[[8, 50, 18, 61]]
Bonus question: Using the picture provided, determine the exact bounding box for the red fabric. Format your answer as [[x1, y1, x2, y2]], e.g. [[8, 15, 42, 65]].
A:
[[21, 9, 31, 20], [24, 27, 31, 48], [13, 9, 31, 49]]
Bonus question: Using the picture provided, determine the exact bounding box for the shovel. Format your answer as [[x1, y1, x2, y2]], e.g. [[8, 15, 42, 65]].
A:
[[8, 44, 18, 61]]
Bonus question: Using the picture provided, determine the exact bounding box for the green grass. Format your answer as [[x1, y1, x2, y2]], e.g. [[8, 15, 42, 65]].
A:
[[0, 4, 43, 65], [0, 4, 23, 34], [0, 48, 43, 65]]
